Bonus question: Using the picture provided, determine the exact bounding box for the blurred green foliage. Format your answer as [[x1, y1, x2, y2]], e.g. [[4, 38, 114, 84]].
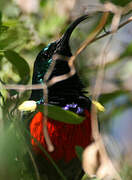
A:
[[4, 50, 30, 83], [100, 0, 132, 6]]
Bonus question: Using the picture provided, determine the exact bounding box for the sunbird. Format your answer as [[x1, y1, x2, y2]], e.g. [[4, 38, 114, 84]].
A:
[[29, 15, 92, 180]]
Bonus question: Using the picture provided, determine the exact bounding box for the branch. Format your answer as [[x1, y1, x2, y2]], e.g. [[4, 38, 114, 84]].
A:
[[91, 16, 132, 44]]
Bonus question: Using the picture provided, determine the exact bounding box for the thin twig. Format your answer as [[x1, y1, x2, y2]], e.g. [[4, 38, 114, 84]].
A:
[[26, 145, 41, 180], [91, 16, 132, 44], [42, 56, 58, 152], [91, 35, 113, 141], [42, 84, 54, 152], [3, 84, 44, 91], [47, 64, 76, 86], [90, 16, 122, 179]]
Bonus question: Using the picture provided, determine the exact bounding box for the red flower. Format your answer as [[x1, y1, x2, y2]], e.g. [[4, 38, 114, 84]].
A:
[[30, 110, 92, 162]]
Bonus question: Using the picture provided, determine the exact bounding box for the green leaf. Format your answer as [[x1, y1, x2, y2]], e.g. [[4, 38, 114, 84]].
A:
[[0, 80, 8, 101], [121, 42, 132, 58], [40, 0, 48, 7], [0, 11, 2, 25], [0, 25, 8, 34], [4, 50, 30, 84], [99, 90, 127, 104], [75, 146, 84, 161], [0, 55, 3, 63], [0, 36, 16, 49], [81, 174, 90, 180], [37, 104, 85, 124]]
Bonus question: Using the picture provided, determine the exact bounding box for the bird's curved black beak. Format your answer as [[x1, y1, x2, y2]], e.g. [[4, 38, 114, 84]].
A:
[[56, 15, 89, 57]]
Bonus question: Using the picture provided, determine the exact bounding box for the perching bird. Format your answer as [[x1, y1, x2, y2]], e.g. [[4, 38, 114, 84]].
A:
[[29, 15, 92, 180]]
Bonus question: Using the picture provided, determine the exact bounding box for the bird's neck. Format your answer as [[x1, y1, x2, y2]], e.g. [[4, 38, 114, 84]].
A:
[[48, 73, 84, 97]]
